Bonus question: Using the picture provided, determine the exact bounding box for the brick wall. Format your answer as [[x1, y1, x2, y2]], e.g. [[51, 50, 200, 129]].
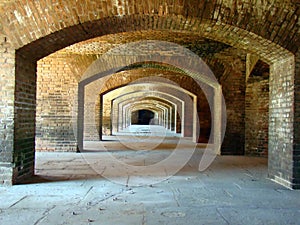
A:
[[268, 57, 295, 188], [13, 52, 36, 183], [245, 77, 269, 157], [0, 35, 15, 185], [293, 51, 300, 189], [0, 0, 299, 189], [213, 50, 246, 155], [36, 54, 78, 152], [83, 81, 100, 141]]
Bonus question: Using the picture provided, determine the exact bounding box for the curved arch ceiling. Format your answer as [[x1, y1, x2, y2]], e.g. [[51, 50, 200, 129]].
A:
[[2, 0, 295, 62], [1, 0, 297, 188]]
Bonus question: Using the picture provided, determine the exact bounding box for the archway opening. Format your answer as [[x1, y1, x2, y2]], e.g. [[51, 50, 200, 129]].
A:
[[7, 12, 295, 188], [131, 109, 155, 125]]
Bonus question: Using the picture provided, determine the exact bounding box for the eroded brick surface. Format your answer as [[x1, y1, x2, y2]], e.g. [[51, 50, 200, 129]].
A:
[[36, 54, 78, 152], [245, 61, 269, 157], [0, 34, 15, 184]]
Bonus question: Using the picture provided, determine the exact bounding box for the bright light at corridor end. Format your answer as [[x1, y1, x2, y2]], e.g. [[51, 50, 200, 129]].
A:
[[78, 40, 227, 186], [115, 76, 192, 151]]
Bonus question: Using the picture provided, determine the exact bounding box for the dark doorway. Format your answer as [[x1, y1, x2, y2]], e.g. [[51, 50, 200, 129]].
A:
[[131, 110, 155, 125]]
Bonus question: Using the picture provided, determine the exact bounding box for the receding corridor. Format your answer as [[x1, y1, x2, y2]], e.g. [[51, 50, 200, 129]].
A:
[[1, 1, 300, 224]]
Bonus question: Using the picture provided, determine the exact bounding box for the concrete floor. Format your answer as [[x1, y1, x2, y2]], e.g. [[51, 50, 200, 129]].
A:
[[0, 136, 300, 225]]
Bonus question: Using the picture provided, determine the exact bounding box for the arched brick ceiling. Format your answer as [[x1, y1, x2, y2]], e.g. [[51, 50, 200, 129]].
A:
[[63, 30, 230, 58], [250, 60, 270, 78], [45, 30, 233, 83], [121, 99, 172, 112], [1, 0, 299, 53], [0, 0, 292, 64], [15, 16, 292, 63], [114, 95, 175, 108], [38, 37, 243, 97], [97, 67, 210, 97]]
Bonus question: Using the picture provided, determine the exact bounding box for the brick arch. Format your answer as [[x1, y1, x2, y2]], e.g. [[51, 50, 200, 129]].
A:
[[12, 40, 296, 189], [1, 1, 298, 189], [111, 93, 179, 133], [78, 40, 220, 128], [15, 15, 293, 64], [125, 96, 175, 125], [82, 66, 210, 144], [2, 0, 299, 53], [106, 84, 196, 138], [101, 89, 184, 137], [98, 64, 210, 96], [121, 100, 170, 128]]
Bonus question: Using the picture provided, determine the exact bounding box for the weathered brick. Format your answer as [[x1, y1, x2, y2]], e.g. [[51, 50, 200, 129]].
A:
[[245, 62, 269, 157], [0, 0, 299, 190]]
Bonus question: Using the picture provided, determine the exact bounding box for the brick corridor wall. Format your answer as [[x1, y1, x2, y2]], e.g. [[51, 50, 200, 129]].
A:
[[83, 81, 100, 141], [88, 68, 211, 143], [102, 96, 112, 136], [36, 54, 78, 152], [216, 51, 246, 155], [197, 83, 212, 143], [245, 78, 269, 156]]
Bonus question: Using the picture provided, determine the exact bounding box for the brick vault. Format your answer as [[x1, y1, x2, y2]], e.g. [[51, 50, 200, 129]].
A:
[[0, 0, 299, 189]]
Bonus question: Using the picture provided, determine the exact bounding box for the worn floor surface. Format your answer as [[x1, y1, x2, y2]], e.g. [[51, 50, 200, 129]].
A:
[[0, 136, 300, 225]]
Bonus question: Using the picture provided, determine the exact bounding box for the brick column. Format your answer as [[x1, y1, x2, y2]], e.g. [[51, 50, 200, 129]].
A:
[[0, 36, 15, 185], [13, 52, 37, 184], [268, 57, 296, 189], [293, 52, 300, 189], [99, 94, 103, 141], [0, 45, 37, 185]]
